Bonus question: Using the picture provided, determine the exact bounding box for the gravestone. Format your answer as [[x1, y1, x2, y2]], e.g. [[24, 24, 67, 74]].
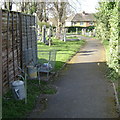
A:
[[89, 31, 92, 36], [82, 29, 84, 35], [53, 28, 56, 37], [63, 28, 66, 42], [48, 26, 52, 46], [60, 28, 64, 41], [93, 29, 96, 37], [76, 28, 78, 34], [84, 29, 86, 36], [42, 25, 46, 43]]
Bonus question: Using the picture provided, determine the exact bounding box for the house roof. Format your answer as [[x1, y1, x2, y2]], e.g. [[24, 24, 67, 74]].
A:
[[66, 12, 96, 22], [65, 15, 75, 22], [48, 17, 58, 26]]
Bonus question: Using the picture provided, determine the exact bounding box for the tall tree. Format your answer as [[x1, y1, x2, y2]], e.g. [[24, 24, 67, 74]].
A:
[[4, 0, 13, 10], [36, 2, 48, 22]]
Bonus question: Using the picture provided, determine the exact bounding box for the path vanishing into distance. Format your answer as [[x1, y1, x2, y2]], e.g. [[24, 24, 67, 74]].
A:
[[29, 36, 118, 118]]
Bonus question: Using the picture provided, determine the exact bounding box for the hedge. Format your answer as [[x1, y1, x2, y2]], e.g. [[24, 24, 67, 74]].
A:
[[65, 26, 95, 33], [95, 1, 119, 79]]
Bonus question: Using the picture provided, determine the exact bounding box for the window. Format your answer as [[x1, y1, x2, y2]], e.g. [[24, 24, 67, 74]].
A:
[[73, 22, 76, 25], [72, 22, 76, 25], [80, 22, 84, 25], [89, 22, 94, 25]]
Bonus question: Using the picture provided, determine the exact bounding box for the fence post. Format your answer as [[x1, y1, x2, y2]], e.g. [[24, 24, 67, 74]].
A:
[[19, 13, 23, 69], [0, 9, 2, 120]]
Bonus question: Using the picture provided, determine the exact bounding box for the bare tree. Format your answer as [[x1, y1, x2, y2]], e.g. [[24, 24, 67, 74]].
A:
[[49, 1, 68, 39], [4, 0, 13, 11], [37, 2, 48, 22]]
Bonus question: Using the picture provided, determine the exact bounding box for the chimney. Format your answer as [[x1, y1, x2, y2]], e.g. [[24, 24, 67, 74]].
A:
[[82, 11, 86, 15]]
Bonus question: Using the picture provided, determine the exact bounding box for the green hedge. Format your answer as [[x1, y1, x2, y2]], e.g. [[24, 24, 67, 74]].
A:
[[65, 26, 95, 33], [108, 2, 119, 74], [95, 2, 119, 79]]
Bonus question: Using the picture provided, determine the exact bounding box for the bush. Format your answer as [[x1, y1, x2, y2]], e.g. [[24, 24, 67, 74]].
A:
[[108, 2, 119, 73], [65, 26, 95, 33], [95, 2, 119, 80], [38, 22, 51, 28]]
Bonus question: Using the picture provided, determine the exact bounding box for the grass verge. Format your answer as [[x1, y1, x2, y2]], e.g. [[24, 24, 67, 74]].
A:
[[38, 37, 85, 71], [2, 80, 56, 118]]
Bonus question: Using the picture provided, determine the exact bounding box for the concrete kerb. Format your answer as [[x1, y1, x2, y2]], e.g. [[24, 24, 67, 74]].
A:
[[112, 82, 120, 116]]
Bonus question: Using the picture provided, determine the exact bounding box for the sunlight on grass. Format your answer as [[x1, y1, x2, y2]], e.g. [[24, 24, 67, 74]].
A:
[[2, 37, 85, 118], [37, 37, 85, 70]]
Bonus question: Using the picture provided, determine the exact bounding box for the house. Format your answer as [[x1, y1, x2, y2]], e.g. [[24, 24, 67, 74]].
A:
[[48, 17, 58, 27], [65, 11, 96, 27]]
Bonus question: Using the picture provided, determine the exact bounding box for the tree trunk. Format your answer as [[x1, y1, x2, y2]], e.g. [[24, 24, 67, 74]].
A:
[[56, 20, 62, 39]]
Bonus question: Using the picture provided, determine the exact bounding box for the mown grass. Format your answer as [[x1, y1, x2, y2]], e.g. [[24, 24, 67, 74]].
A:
[[2, 37, 85, 118], [2, 80, 56, 118], [37, 37, 85, 70], [66, 36, 79, 39]]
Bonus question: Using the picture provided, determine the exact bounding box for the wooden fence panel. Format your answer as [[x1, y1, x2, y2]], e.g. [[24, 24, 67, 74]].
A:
[[21, 14, 37, 67], [2, 10, 37, 93], [0, 9, 2, 119], [2, 10, 22, 93]]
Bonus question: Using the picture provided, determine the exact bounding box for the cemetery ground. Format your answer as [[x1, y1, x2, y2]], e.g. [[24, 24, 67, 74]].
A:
[[2, 36, 85, 118]]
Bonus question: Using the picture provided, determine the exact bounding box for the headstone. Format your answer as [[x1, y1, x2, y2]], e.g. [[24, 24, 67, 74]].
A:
[[37, 26, 41, 41], [63, 28, 66, 42], [60, 28, 64, 41], [93, 29, 96, 37], [76, 28, 78, 34], [66, 28, 68, 33], [60, 33, 64, 41], [89, 31, 92, 37], [53, 28, 56, 37], [87, 29, 89, 36], [82, 29, 84, 35], [48, 26, 52, 46], [42, 25, 46, 43], [84, 29, 86, 36]]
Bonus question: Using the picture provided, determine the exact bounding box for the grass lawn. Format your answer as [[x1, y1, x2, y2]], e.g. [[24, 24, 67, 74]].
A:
[[2, 80, 57, 118], [37, 37, 85, 70], [66, 36, 80, 39], [2, 37, 85, 118]]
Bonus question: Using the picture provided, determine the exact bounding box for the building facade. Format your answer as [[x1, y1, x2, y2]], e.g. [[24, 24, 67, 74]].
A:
[[65, 11, 96, 27]]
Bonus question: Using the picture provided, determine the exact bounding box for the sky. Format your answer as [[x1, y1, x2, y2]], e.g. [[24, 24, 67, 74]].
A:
[[69, 0, 99, 13], [0, 0, 99, 13]]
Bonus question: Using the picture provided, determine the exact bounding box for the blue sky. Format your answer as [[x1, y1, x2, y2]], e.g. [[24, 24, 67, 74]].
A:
[[69, 0, 99, 13]]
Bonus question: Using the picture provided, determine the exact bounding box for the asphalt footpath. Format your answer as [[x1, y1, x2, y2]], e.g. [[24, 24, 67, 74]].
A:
[[29, 37, 118, 118]]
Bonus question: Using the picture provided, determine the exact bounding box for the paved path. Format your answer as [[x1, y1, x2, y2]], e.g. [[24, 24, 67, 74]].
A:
[[29, 37, 118, 118]]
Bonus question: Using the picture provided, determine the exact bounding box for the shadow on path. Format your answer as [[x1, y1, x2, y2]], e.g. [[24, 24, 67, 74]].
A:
[[28, 37, 119, 118]]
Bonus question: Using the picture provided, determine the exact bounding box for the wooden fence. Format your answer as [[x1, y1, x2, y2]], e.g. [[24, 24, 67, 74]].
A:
[[21, 13, 37, 67], [0, 10, 2, 102], [1, 10, 37, 93]]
